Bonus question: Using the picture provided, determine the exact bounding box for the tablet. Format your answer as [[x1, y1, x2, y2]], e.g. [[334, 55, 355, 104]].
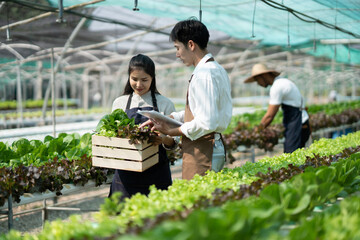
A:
[[137, 110, 182, 128]]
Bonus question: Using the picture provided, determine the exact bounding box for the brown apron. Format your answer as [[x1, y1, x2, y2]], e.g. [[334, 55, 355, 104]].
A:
[[181, 57, 216, 180]]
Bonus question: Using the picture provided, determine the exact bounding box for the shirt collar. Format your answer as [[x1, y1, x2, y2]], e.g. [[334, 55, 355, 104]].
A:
[[193, 53, 213, 73], [133, 90, 151, 100]]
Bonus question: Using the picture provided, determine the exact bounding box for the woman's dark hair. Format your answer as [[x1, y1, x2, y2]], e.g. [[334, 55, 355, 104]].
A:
[[170, 18, 209, 50], [123, 54, 159, 95]]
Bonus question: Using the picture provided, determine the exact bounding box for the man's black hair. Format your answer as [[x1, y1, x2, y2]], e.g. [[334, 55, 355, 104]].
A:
[[170, 18, 209, 50]]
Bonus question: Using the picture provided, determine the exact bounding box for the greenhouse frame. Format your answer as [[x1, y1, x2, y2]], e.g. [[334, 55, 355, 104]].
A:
[[1, 0, 360, 239]]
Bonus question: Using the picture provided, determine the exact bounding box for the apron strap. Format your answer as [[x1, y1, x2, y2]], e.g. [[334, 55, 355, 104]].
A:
[[185, 74, 194, 112], [206, 57, 214, 62], [126, 92, 133, 110], [219, 133, 227, 162], [151, 90, 159, 112]]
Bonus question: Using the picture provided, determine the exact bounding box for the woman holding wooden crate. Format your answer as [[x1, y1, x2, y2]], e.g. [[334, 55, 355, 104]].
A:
[[109, 54, 176, 200]]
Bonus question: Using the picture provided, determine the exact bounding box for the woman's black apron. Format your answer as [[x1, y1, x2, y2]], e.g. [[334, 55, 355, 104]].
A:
[[282, 103, 302, 153], [108, 93, 172, 200]]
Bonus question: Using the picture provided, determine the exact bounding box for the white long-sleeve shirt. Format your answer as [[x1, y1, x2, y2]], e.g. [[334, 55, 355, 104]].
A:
[[171, 53, 232, 141], [112, 91, 175, 114]]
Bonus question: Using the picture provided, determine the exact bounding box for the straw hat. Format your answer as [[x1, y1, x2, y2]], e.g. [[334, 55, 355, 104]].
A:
[[244, 63, 280, 83]]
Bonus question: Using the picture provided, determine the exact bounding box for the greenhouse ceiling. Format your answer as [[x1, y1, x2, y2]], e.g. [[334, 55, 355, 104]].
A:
[[78, 0, 360, 45], [1, 0, 360, 65]]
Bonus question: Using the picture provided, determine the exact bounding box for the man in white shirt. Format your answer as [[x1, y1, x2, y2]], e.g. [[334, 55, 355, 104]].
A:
[[141, 19, 232, 180], [244, 63, 311, 153]]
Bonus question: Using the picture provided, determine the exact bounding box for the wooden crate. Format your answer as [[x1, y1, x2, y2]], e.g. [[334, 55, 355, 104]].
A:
[[92, 135, 159, 172]]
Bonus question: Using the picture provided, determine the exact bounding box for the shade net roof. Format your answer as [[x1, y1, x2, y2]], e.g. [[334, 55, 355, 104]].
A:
[[86, 0, 360, 45], [48, 1, 358, 42], [46, 0, 360, 65], [1, 0, 360, 65]]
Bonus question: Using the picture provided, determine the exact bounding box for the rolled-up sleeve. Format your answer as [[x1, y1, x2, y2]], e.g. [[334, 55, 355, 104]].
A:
[[170, 110, 184, 123]]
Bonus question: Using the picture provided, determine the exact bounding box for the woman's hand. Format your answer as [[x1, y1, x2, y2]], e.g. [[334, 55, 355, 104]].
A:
[[148, 134, 162, 145], [148, 133, 175, 148]]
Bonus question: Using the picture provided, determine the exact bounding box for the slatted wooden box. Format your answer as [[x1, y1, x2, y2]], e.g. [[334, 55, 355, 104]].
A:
[[92, 135, 159, 172]]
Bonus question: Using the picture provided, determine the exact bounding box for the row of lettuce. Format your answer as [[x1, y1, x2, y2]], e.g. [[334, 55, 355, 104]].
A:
[[1, 100, 360, 207], [225, 99, 360, 131], [114, 151, 360, 240], [0, 133, 108, 207], [2, 130, 360, 239], [112, 151, 360, 240], [2, 107, 108, 121], [2, 100, 360, 169], [0, 99, 77, 111], [223, 100, 360, 156]]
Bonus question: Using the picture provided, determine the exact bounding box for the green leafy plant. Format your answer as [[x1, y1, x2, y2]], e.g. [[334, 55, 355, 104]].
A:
[[95, 109, 158, 144], [96, 109, 135, 137]]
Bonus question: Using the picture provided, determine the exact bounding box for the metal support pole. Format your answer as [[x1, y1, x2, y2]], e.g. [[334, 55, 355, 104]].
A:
[[56, 0, 65, 23], [8, 195, 13, 230], [1, 84, 5, 101], [100, 71, 106, 108], [41, 84, 50, 124], [51, 48, 56, 138], [16, 61, 23, 128], [351, 78, 356, 100], [251, 146, 255, 163], [42, 199, 48, 229], [83, 74, 89, 110], [53, 196, 58, 205], [35, 61, 43, 100], [61, 69, 68, 115]]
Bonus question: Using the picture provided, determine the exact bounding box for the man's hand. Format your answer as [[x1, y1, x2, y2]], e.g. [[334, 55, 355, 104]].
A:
[[260, 104, 280, 128], [254, 124, 265, 132], [139, 118, 181, 136], [153, 120, 181, 136], [139, 119, 155, 130]]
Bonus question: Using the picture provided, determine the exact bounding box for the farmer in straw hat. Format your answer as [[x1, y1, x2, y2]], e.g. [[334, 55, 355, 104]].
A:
[[244, 63, 311, 153]]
